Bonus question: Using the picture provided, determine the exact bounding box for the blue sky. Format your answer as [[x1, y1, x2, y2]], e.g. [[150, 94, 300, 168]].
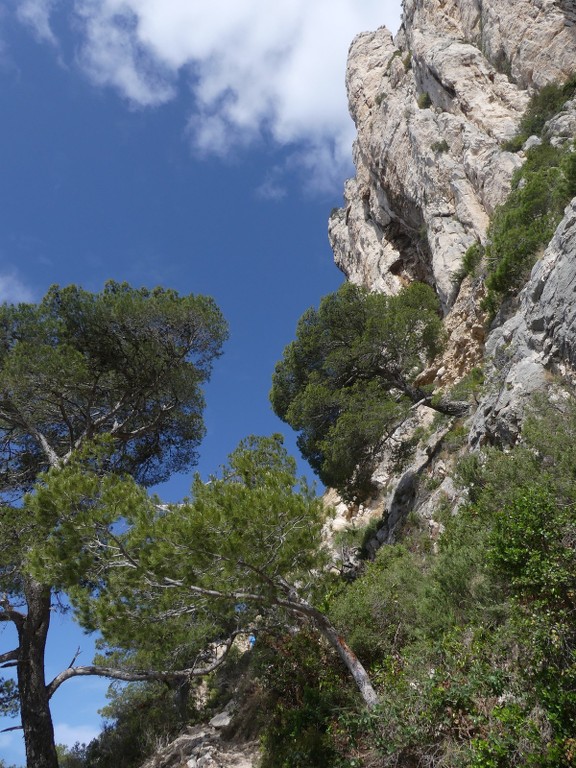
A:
[[0, 1, 401, 763]]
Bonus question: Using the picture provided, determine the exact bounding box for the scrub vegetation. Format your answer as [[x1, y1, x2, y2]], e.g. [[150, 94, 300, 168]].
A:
[[468, 76, 576, 312]]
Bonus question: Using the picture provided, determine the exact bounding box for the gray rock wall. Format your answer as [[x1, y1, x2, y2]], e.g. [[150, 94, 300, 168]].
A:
[[471, 200, 576, 445], [327, 0, 576, 542], [331, 0, 576, 310]]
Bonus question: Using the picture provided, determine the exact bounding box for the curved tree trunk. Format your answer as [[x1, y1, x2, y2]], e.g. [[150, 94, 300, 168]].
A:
[[17, 579, 59, 768], [312, 610, 379, 708], [279, 595, 380, 708]]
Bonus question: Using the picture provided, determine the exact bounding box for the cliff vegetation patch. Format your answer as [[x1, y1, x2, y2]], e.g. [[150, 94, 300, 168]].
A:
[[481, 77, 576, 312]]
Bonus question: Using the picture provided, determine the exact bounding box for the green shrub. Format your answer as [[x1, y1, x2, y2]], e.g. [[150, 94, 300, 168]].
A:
[[255, 631, 355, 768], [486, 76, 576, 309], [271, 282, 444, 502], [449, 367, 484, 402], [418, 92, 432, 109], [323, 395, 576, 766], [484, 141, 570, 305], [518, 76, 576, 139], [463, 241, 484, 276], [502, 75, 576, 152], [79, 681, 193, 768], [431, 139, 449, 153], [329, 544, 427, 664]]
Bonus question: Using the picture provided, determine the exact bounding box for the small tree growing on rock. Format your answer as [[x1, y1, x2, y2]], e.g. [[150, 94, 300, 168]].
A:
[[270, 282, 466, 502]]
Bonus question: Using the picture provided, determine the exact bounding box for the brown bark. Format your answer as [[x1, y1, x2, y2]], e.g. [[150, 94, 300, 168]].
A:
[[273, 593, 380, 708], [315, 617, 379, 708], [17, 579, 59, 768]]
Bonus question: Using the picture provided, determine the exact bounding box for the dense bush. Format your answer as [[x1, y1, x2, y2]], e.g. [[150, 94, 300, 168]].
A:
[[484, 142, 572, 305], [503, 76, 576, 151], [324, 396, 576, 766], [271, 282, 444, 501], [254, 631, 357, 768], [484, 76, 576, 310]]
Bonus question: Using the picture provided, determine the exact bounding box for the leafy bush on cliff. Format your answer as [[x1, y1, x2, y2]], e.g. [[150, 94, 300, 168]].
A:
[[270, 282, 444, 501], [503, 76, 576, 151], [484, 141, 575, 307], [484, 76, 576, 310]]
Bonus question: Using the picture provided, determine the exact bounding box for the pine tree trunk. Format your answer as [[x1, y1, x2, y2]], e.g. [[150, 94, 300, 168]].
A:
[[287, 597, 380, 708], [17, 580, 59, 768], [314, 614, 380, 708]]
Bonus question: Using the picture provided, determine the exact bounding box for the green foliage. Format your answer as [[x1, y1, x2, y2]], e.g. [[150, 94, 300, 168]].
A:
[[0, 280, 227, 767], [31, 434, 328, 671], [518, 76, 576, 143], [484, 77, 576, 310], [83, 682, 190, 768], [0, 280, 228, 494], [270, 282, 443, 501], [484, 141, 573, 308], [255, 631, 355, 768], [0, 677, 19, 717], [448, 367, 484, 402], [418, 92, 432, 109], [329, 544, 426, 664], [431, 139, 449, 153], [454, 241, 485, 282], [56, 743, 89, 768], [502, 76, 576, 152], [321, 395, 576, 766]]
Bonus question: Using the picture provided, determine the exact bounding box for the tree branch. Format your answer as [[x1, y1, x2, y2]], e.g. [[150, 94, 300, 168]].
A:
[[0, 648, 19, 666], [46, 632, 239, 699], [0, 595, 25, 629]]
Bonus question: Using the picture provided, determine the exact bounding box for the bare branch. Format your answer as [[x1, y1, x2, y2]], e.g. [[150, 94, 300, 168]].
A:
[[1, 725, 23, 733], [0, 595, 25, 628], [46, 632, 239, 699], [0, 648, 19, 666]]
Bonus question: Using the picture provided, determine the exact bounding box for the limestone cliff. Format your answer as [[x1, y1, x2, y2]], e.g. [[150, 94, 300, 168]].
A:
[[331, 1, 576, 307], [327, 0, 576, 545]]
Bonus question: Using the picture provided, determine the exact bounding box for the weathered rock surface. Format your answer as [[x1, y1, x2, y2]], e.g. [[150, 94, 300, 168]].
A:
[[330, 0, 576, 314], [403, 0, 576, 89], [330, 24, 526, 308], [471, 200, 576, 445], [139, 716, 258, 768], [327, 0, 576, 547]]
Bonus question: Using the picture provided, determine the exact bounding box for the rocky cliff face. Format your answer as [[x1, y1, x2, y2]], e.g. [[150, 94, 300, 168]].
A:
[[327, 0, 576, 544], [330, 0, 576, 306]]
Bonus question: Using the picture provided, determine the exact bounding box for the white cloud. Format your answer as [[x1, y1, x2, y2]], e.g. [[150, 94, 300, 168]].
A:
[[0, 273, 34, 304], [16, 0, 59, 44], [15, 0, 403, 191], [256, 168, 287, 202], [55, 722, 100, 748]]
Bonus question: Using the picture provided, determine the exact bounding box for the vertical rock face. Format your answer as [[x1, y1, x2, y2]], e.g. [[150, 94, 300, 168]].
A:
[[404, 0, 576, 89], [327, 0, 576, 543], [471, 200, 576, 446], [330, 0, 576, 310], [330, 25, 525, 308]]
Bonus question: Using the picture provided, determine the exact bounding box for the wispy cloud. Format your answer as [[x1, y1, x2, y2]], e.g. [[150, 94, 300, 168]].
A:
[[0, 273, 34, 304], [12, 0, 402, 192], [55, 722, 100, 748], [16, 0, 58, 44]]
